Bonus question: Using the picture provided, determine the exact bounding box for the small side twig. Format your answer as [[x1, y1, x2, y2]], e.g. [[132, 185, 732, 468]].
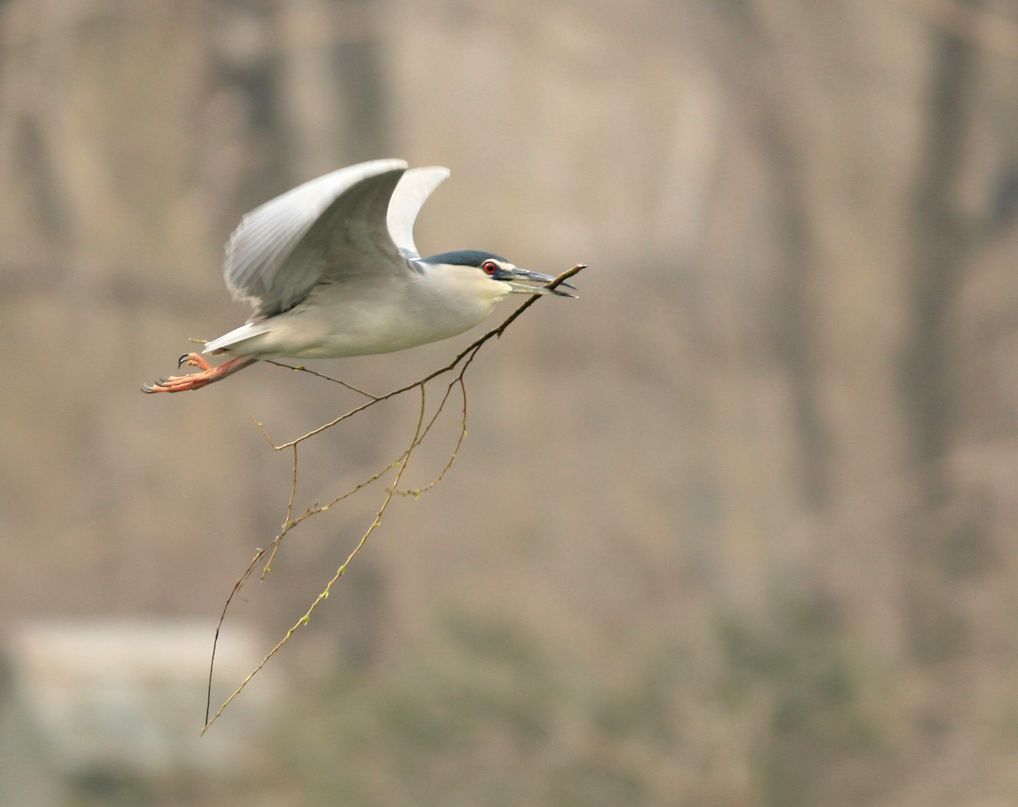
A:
[[261, 444, 299, 577], [397, 376, 468, 498], [263, 360, 379, 400]]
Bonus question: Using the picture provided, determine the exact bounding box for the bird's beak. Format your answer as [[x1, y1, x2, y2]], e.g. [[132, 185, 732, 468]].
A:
[[503, 267, 579, 298]]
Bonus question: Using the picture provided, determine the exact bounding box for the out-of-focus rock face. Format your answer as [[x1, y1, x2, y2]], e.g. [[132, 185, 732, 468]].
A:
[[3, 1, 1018, 804]]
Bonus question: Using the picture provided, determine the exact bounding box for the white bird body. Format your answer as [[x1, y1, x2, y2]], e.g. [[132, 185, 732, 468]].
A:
[[144, 159, 574, 393], [205, 264, 511, 359]]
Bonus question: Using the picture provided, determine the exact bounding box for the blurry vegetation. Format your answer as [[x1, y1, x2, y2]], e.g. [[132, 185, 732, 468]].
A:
[[279, 610, 659, 806], [718, 594, 889, 807], [278, 599, 891, 806]]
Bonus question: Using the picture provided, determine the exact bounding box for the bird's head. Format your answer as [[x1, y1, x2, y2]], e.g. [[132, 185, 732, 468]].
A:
[[420, 250, 578, 298]]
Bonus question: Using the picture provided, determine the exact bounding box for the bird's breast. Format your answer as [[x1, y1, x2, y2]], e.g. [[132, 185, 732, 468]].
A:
[[259, 271, 509, 358]]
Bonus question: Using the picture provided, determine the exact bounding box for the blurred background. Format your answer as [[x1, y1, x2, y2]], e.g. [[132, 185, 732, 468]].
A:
[[2, 0, 1018, 804]]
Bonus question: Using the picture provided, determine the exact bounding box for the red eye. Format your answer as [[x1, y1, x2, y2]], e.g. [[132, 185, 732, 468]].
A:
[[482, 261, 498, 276]]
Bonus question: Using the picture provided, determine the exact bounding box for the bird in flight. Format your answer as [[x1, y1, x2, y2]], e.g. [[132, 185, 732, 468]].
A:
[[143, 159, 576, 393]]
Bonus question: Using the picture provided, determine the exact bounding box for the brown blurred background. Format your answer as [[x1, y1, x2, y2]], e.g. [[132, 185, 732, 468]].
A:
[[2, 0, 1018, 804]]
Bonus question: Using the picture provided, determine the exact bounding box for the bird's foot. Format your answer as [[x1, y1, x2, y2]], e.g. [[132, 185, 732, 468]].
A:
[[142, 355, 255, 394], [178, 352, 213, 372]]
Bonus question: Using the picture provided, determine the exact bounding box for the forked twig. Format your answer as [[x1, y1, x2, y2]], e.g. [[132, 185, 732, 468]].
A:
[[202, 264, 586, 732], [203, 388, 428, 733], [397, 377, 468, 498]]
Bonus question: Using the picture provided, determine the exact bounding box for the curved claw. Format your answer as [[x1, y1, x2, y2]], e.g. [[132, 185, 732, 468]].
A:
[[141, 354, 257, 394], [177, 353, 189, 368]]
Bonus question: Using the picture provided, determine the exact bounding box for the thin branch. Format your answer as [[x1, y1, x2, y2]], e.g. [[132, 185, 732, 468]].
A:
[[202, 264, 587, 730], [397, 376, 469, 498], [202, 387, 429, 734], [263, 360, 379, 400], [261, 444, 299, 577], [204, 543, 273, 727]]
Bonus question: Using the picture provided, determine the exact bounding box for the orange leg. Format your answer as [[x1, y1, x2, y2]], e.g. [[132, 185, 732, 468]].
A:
[[142, 354, 257, 393]]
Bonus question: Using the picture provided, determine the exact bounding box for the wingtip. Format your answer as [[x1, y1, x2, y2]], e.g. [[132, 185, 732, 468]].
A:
[[374, 157, 409, 172]]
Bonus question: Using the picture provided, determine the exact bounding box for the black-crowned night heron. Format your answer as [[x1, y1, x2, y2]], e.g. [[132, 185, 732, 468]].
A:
[[143, 159, 576, 393]]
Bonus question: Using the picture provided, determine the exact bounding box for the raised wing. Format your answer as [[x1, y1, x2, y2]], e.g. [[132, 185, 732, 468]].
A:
[[224, 159, 408, 318], [387, 166, 451, 260]]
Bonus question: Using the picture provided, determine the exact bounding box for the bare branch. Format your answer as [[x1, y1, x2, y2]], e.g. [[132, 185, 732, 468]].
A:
[[202, 264, 587, 730], [397, 377, 468, 498], [203, 387, 429, 734], [260, 445, 300, 578], [263, 360, 379, 400]]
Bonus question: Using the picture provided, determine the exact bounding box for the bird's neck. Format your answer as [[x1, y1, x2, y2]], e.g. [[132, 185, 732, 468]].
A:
[[426, 263, 510, 318]]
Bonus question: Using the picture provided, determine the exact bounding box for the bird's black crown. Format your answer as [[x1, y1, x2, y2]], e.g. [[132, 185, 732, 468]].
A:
[[421, 250, 509, 267]]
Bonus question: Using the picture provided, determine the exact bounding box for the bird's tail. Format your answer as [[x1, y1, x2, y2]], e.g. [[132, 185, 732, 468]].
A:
[[203, 321, 271, 355]]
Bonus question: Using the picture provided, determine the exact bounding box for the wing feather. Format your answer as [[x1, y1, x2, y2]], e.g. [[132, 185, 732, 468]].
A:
[[387, 166, 451, 260], [223, 159, 408, 317]]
